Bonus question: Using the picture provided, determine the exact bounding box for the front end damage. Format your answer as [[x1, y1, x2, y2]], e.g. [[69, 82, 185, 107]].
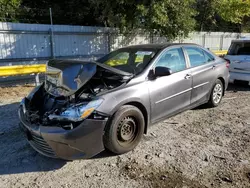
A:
[[18, 60, 132, 160]]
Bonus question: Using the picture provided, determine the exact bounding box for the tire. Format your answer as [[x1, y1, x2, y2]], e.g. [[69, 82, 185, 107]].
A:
[[103, 105, 145, 154], [207, 79, 224, 107]]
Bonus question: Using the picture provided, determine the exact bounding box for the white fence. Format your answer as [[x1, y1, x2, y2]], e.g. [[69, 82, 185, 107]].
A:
[[0, 22, 249, 66]]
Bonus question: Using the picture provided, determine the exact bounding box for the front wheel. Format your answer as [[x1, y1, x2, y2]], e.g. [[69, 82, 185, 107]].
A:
[[207, 79, 224, 107], [103, 105, 145, 154]]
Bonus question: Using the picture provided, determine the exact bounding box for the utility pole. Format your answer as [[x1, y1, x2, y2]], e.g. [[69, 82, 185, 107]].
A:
[[49, 8, 55, 58]]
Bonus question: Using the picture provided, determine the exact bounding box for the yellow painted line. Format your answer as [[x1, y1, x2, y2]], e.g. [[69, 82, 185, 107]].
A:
[[0, 50, 229, 77], [0, 64, 46, 77], [213, 50, 228, 55]]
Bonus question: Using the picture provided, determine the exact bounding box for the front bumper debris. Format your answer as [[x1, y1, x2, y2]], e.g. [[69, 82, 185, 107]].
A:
[[18, 103, 108, 160]]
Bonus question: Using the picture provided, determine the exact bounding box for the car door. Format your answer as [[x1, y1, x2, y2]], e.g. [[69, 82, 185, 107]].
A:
[[148, 47, 192, 123], [183, 46, 217, 104]]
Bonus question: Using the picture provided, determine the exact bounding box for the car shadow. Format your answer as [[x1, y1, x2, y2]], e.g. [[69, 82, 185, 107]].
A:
[[0, 102, 66, 175], [227, 83, 250, 92], [192, 104, 209, 110], [92, 150, 117, 159]]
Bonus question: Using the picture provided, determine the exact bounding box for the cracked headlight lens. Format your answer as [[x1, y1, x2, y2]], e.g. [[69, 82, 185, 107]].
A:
[[58, 98, 104, 121]]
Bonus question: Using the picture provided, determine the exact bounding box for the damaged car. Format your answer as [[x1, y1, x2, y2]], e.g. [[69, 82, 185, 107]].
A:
[[19, 44, 229, 160]]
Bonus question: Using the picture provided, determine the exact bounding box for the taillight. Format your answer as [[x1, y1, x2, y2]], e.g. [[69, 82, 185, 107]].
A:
[[224, 58, 230, 68]]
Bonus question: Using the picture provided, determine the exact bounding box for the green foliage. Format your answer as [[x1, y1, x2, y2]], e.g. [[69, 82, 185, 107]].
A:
[[0, 0, 21, 21], [2, 0, 250, 36], [215, 0, 250, 24], [195, 0, 250, 32], [89, 0, 196, 40], [136, 0, 197, 40], [195, 0, 216, 31], [21, 0, 97, 25]]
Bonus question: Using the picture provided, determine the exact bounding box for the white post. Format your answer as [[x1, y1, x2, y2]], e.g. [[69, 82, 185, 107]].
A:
[[35, 73, 40, 86], [49, 8, 55, 58]]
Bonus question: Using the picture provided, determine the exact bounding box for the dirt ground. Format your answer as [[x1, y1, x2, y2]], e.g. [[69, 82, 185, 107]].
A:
[[0, 84, 250, 188]]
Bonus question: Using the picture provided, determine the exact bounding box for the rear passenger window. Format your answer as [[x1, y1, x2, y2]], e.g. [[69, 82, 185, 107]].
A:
[[185, 47, 207, 67]]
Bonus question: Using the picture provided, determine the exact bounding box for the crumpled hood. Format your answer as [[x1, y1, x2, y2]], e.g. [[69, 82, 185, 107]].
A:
[[45, 59, 132, 97]]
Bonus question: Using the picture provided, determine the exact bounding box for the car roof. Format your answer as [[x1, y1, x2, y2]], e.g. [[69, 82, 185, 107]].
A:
[[231, 38, 250, 42], [120, 43, 201, 50]]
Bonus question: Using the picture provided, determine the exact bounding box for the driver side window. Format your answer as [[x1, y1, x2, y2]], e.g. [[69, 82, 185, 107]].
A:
[[155, 48, 186, 73]]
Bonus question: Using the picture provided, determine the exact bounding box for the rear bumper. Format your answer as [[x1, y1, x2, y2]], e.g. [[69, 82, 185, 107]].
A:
[[18, 105, 108, 160], [229, 71, 250, 84]]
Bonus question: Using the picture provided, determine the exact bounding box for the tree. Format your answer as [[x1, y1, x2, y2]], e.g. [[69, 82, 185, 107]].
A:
[[0, 0, 21, 21], [21, 0, 98, 25], [137, 0, 196, 40], [195, 0, 216, 31], [215, 0, 250, 32], [215, 0, 250, 24], [2, 0, 250, 37], [90, 0, 196, 40], [195, 0, 250, 32]]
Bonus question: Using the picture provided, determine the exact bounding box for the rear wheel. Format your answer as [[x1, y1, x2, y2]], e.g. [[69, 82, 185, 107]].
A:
[[207, 79, 224, 107], [103, 105, 145, 154]]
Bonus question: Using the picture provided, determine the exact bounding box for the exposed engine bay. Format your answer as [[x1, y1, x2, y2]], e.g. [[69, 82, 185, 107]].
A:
[[23, 60, 132, 129]]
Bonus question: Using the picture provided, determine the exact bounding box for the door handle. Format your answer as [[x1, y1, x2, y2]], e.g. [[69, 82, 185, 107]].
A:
[[184, 74, 192, 79], [212, 65, 217, 70]]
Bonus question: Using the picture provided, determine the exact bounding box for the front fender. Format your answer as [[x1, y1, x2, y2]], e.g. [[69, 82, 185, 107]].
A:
[[109, 97, 147, 115], [95, 82, 151, 131]]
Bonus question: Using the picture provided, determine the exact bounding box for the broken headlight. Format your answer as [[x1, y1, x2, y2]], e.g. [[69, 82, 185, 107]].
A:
[[48, 98, 104, 122]]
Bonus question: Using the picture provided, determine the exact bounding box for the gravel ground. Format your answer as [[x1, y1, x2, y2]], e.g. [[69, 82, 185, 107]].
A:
[[0, 84, 250, 188]]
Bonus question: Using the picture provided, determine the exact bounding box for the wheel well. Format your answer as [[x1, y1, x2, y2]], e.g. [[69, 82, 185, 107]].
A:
[[217, 77, 225, 95], [125, 102, 148, 134]]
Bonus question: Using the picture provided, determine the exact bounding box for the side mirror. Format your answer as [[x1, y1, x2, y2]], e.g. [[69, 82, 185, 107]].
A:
[[155, 66, 172, 77], [148, 66, 172, 80]]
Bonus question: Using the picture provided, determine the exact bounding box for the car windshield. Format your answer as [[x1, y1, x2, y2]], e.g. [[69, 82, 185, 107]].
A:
[[228, 41, 250, 55], [97, 48, 158, 74]]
